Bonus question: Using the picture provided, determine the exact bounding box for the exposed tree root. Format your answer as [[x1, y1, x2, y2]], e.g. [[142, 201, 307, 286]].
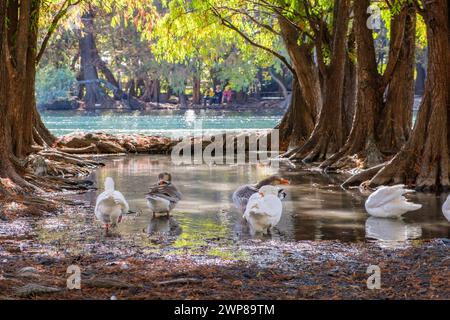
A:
[[340, 163, 386, 189], [1, 144, 103, 218], [282, 130, 340, 164], [319, 136, 384, 171]]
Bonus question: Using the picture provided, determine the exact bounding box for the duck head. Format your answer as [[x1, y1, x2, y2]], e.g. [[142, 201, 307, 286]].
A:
[[158, 172, 172, 185], [258, 185, 281, 197], [256, 175, 290, 188]]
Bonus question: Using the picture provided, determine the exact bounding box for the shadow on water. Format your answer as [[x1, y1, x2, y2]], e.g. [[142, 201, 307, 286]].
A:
[[83, 155, 450, 243]]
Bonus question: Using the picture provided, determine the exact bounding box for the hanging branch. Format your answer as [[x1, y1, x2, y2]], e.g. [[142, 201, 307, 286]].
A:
[[36, 0, 81, 65], [208, 5, 295, 75]]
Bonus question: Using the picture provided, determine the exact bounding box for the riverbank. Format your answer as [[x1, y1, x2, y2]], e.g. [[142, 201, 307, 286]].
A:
[[54, 130, 275, 155], [39, 98, 287, 112], [0, 199, 448, 299], [1, 152, 449, 300]]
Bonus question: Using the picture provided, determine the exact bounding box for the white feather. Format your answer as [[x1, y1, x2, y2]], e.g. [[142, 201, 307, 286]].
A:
[[442, 195, 450, 222], [146, 196, 171, 213], [243, 186, 283, 235], [365, 184, 422, 218], [95, 177, 129, 227]]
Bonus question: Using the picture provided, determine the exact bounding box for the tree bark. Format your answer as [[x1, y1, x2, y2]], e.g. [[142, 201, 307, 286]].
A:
[[276, 77, 315, 151], [342, 30, 357, 137], [0, 0, 42, 194], [282, 0, 350, 161], [377, 5, 416, 154], [369, 0, 450, 191], [192, 74, 202, 104], [320, 0, 416, 170], [78, 9, 115, 109], [278, 15, 321, 121]]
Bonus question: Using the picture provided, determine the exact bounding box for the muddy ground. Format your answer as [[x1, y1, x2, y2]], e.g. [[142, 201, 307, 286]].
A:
[[0, 200, 449, 300]]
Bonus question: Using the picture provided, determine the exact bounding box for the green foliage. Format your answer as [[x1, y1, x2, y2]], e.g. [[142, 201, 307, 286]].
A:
[[36, 65, 76, 105], [150, 0, 280, 92]]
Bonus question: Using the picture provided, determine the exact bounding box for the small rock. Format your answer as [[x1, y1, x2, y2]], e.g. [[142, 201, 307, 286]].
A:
[[110, 295, 118, 300], [120, 263, 129, 270]]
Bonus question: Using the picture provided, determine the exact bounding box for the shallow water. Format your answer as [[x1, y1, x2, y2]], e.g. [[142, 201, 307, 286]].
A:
[[40, 109, 283, 137], [83, 155, 450, 243]]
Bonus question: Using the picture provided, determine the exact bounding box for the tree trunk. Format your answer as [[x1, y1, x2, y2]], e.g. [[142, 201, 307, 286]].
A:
[[321, 1, 417, 170], [179, 93, 188, 108], [78, 9, 115, 109], [276, 77, 315, 151], [0, 0, 43, 194], [320, 0, 383, 169], [192, 74, 201, 104], [369, 0, 450, 191], [283, 0, 350, 162], [141, 79, 153, 102], [278, 15, 321, 122], [342, 30, 357, 137], [235, 90, 247, 104], [377, 5, 416, 154]]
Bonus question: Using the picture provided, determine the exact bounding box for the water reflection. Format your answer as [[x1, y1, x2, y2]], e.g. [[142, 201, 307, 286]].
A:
[[365, 217, 422, 241], [146, 216, 182, 236], [85, 155, 450, 242]]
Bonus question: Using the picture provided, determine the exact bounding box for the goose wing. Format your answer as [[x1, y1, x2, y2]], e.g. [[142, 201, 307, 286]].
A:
[[442, 195, 450, 222], [366, 185, 411, 208], [95, 190, 114, 208], [233, 184, 258, 213], [112, 190, 129, 213], [146, 184, 182, 204]]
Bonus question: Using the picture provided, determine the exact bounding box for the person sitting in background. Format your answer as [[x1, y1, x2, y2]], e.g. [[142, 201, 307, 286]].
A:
[[222, 86, 232, 104], [203, 87, 214, 106], [213, 85, 223, 105]]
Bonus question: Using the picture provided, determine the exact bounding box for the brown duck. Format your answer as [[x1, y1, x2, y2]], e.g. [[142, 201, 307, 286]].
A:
[[145, 172, 182, 217]]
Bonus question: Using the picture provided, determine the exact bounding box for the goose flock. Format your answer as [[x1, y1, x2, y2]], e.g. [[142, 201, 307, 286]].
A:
[[94, 173, 448, 237]]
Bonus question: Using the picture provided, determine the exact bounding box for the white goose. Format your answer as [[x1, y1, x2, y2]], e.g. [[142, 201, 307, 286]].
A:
[[243, 185, 283, 235], [442, 195, 450, 222], [365, 184, 422, 218], [95, 177, 129, 233]]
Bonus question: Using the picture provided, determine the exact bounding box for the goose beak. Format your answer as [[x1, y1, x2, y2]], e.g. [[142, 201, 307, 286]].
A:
[[280, 179, 290, 185]]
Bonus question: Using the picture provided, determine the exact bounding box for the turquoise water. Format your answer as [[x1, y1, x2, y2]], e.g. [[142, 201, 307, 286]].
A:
[[40, 109, 284, 137]]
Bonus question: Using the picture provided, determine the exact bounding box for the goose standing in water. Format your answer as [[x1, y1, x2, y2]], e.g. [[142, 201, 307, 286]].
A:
[[146, 172, 182, 217], [243, 185, 284, 235], [95, 177, 129, 234], [365, 184, 422, 218], [232, 175, 289, 213]]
